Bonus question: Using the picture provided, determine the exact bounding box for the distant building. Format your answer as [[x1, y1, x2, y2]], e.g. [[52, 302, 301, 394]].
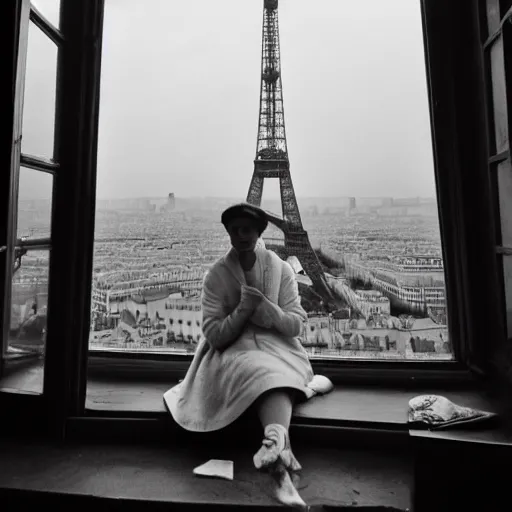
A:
[[164, 297, 202, 343], [344, 256, 446, 318], [106, 288, 202, 344], [167, 193, 175, 211], [302, 314, 330, 347], [354, 289, 391, 318]]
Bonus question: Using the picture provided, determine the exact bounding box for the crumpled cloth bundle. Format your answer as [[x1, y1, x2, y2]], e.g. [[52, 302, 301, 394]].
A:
[[408, 395, 497, 430]]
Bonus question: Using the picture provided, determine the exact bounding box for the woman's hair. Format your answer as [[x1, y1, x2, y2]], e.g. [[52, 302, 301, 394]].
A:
[[221, 203, 268, 236]]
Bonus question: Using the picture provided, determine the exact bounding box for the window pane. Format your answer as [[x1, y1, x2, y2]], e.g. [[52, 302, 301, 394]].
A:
[[504, 255, 512, 338], [21, 21, 58, 159], [89, 0, 452, 370], [31, 0, 61, 28], [17, 167, 53, 239], [497, 160, 512, 247], [489, 36, 510, 154], [0, 250, 49, 394]]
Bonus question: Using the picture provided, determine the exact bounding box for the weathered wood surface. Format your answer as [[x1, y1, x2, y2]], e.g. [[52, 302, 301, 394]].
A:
[[0, 440, 412, 510]]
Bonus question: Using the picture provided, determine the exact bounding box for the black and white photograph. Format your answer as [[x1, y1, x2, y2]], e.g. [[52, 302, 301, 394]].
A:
[[1, 0, 511, 510]]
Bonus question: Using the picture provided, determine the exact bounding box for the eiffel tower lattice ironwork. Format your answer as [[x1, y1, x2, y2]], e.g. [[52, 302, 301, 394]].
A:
[[246, 0, 333, 300]]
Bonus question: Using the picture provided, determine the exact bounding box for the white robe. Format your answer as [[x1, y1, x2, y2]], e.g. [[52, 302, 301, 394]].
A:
[[163, 241, 316, 432]]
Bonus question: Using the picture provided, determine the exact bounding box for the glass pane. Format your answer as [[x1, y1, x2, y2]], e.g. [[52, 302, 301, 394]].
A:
[[0, 250, 49, 394], [504, 255, 512, 338], [21, 21, 58, 158], [487, 0, 501, 34], [497, 160, 512, 247], [17, 167, 53, 239], [489, 36, 510, 154], [31, 0, 61, 28], [89, 0, 452, 373]]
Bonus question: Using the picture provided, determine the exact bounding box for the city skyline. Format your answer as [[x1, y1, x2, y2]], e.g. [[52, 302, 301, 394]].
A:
[[18, 188, 439, 202], [22, 0, 437, 201], [93, 194, 438, 201]]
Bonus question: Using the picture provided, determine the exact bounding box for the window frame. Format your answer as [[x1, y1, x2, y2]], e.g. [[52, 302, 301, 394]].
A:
[[86, 0, 502, 382], [478, 0, 512, 402], [0, 0, 30, 371], [42, 0, 105, 432], [420, 0, 506, 374], [10, 3, 59, 375], [0, 1, 62, 390], [0, 0, 508, 437], [0, 0, 105, 437], [480, 0, 512, 336], [0, 0, 51, 435]]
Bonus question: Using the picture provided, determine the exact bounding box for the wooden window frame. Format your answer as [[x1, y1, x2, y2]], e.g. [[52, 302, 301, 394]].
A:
[[478, 0, 512, 404], [0, 2, 58, 390], [0, 0, 508, 438], [1, 0, 30, 366], [0, 0, 104, 436], [480, 1, 512, 335]]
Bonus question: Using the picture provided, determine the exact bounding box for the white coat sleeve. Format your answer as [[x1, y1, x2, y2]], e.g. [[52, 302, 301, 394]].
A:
[[250, 263, 307, 337], [201, 271, 254, 351]]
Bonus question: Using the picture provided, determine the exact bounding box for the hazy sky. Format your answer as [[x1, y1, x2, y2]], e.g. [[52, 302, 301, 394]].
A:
[[21, 0, 436, 200]]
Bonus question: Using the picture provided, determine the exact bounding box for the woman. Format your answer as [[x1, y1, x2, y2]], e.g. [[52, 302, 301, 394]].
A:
[[164, 203, 333, 508]]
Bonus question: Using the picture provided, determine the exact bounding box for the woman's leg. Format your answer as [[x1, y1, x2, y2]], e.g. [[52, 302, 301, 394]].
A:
[[256, 389, 294, 429], [253, 389, 301, 471], [253, 389, 307, 510]]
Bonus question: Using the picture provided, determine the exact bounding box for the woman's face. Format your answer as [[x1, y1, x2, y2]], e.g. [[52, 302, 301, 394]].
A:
[[227, 217, 260, 253]]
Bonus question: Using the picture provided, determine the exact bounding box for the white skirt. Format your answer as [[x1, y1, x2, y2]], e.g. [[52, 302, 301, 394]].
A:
[[164, 326, 315, 432]]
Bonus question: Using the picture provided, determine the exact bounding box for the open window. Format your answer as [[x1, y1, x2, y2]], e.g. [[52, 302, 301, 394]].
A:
[[0, 0, 509, 432], [87, 0, 458, 391], [481, 0, 512, 337], [0, 1, 60, 394], [1, 1, 29, 383], [74, 0, 509, 417], [1, 0, 103, 433], [479, 0, 512, 383]]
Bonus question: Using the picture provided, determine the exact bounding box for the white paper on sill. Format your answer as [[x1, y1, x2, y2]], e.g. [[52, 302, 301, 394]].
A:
[[193, 459, 234, 481]]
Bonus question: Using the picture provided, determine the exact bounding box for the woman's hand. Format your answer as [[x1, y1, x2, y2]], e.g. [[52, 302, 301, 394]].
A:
[[240, 285, 265, 311]]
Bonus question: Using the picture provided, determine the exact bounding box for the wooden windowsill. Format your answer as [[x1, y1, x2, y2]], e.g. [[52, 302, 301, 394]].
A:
[[3, 357, 511, 452], [84, 378, 498, 429], [0, 358, 503, 428]]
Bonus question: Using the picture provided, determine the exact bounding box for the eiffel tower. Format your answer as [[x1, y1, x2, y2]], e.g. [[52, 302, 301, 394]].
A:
[[246, 0, 333, 301]]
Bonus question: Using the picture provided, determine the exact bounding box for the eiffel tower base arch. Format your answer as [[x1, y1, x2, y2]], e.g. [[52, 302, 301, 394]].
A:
[[283, 229, 335, 303]]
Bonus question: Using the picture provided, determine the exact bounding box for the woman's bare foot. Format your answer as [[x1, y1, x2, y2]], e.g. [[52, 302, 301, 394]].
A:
[[269, 460, 307, 510]]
